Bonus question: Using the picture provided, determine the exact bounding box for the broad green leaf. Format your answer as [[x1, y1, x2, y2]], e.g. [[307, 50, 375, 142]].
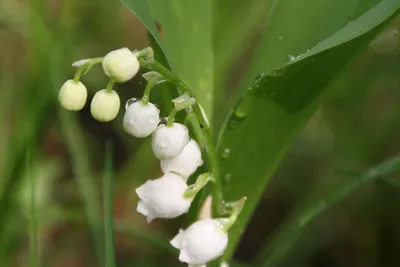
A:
[[216, 0, 400, 261], [240, 0, 381, 86], [121, 0, 214, 118], [214, 0, 382, 124], [120, 1, 162, 51], [256, 156, 400, 266]]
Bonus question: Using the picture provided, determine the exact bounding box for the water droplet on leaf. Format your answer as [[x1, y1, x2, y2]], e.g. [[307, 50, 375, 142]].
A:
[[224, 173, 232, 182], [221, 148, 231, 160], [288, 55, 295, 62]]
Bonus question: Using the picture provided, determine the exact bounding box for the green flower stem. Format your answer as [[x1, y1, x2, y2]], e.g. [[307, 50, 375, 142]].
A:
[[222, 197, 247, 232], [167, 108, 178, 127], [73, 67, 85, 83], [184, 173, 211, 198], [184, 113, 205, 148], [138, 57, 223, 215], [106, 79, 115, 93], [73, 57, 103, 83], [141, 76, 162, 104]]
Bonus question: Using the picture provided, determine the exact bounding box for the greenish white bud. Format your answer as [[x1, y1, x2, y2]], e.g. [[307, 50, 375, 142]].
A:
[[102, 48, 140, 83], [58, 79, 87, 111], [90, 89, 120, 122]]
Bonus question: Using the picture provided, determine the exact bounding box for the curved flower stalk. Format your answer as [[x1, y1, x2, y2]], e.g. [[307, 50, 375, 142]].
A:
[[57, 46, 247, 266]]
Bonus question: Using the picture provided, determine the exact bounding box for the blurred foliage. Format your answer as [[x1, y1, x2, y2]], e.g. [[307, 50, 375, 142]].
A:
[[0, 0, 400, 267]]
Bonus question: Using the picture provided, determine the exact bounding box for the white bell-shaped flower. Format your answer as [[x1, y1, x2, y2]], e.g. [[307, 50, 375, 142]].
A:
[[170, 219, 228, 265], [58, 79, 87, 111], [90, 89, 120, 122], [160, 139, 203, 179], [102, 48, 140, 83], [136, 173, 192, 222], [123, 100, 160, 138], [151, 123, 190, 160]]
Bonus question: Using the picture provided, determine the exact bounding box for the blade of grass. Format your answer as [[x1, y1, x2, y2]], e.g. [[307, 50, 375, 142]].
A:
[[58, 110, 104, 265], [27, 149, 38, 267], [256, 155, 400, 267], [103, 141, 116, 267]]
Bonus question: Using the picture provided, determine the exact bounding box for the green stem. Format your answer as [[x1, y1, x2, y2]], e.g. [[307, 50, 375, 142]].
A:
[[184, 113, 205, 148], [73, 67, 85, 83], [141, 76, 162, 104], [106, 80, 115, 92], [222, 197, 246, 232], [139, 57, 223, 215], [184, 173, 211, 198], [167, 108, 178, 127], [73, 57, 103, 83], [103, 141, 116, 267]]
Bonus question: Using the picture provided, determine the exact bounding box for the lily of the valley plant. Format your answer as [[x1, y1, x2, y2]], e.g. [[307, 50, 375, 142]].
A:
[[58, 47, 246, 266]]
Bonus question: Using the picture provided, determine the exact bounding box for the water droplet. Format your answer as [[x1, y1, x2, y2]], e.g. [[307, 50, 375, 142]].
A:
[[221, 148, 231, 160], [253, 72, 266, 83], [154, 103, 160, 111], [224, 173, 232, 182], [287, 55, 295, 62], [270, 65, 287, 76], [278, 35, 284, 40], [160, 138, 168, 148], [125, 98, 138, 110], [228, 118, 238, 129]]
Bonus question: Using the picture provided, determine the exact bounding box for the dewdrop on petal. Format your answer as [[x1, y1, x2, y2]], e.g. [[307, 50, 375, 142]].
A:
[[170, 219, 228, 265], [123, 100, 160, 138], [160, 139, 203, 179], [102, 48, 140, 83], [136, 173, 193, 222], [90, 89, 120, 122], [151, 123, 190, 160], [58, 79, 87, 111]]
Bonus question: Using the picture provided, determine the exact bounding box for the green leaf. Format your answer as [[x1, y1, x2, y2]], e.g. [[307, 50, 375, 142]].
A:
[[239, 0, 381, 88], [256, 156, 400, 266], [216, 0, 400, 261], [121, 0, 214, 118]]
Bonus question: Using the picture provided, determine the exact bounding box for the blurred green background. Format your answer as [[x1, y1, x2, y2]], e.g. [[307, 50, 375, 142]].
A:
[[1, 0, 400, 266]]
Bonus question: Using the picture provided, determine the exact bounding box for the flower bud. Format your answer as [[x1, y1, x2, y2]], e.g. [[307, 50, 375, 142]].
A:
[[151, 123, 190, 159], [90, 89, 120, 122], [123, 101, 160, 138], [170, 219, 228, 265], [136, 173, 192, 222], [160, 139, 202, 179], [58, 79, 87, 111], [102, 48, 140, 83]]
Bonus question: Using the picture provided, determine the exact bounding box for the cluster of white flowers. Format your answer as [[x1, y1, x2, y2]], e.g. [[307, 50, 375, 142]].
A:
[[58, 47, 244, 267]]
